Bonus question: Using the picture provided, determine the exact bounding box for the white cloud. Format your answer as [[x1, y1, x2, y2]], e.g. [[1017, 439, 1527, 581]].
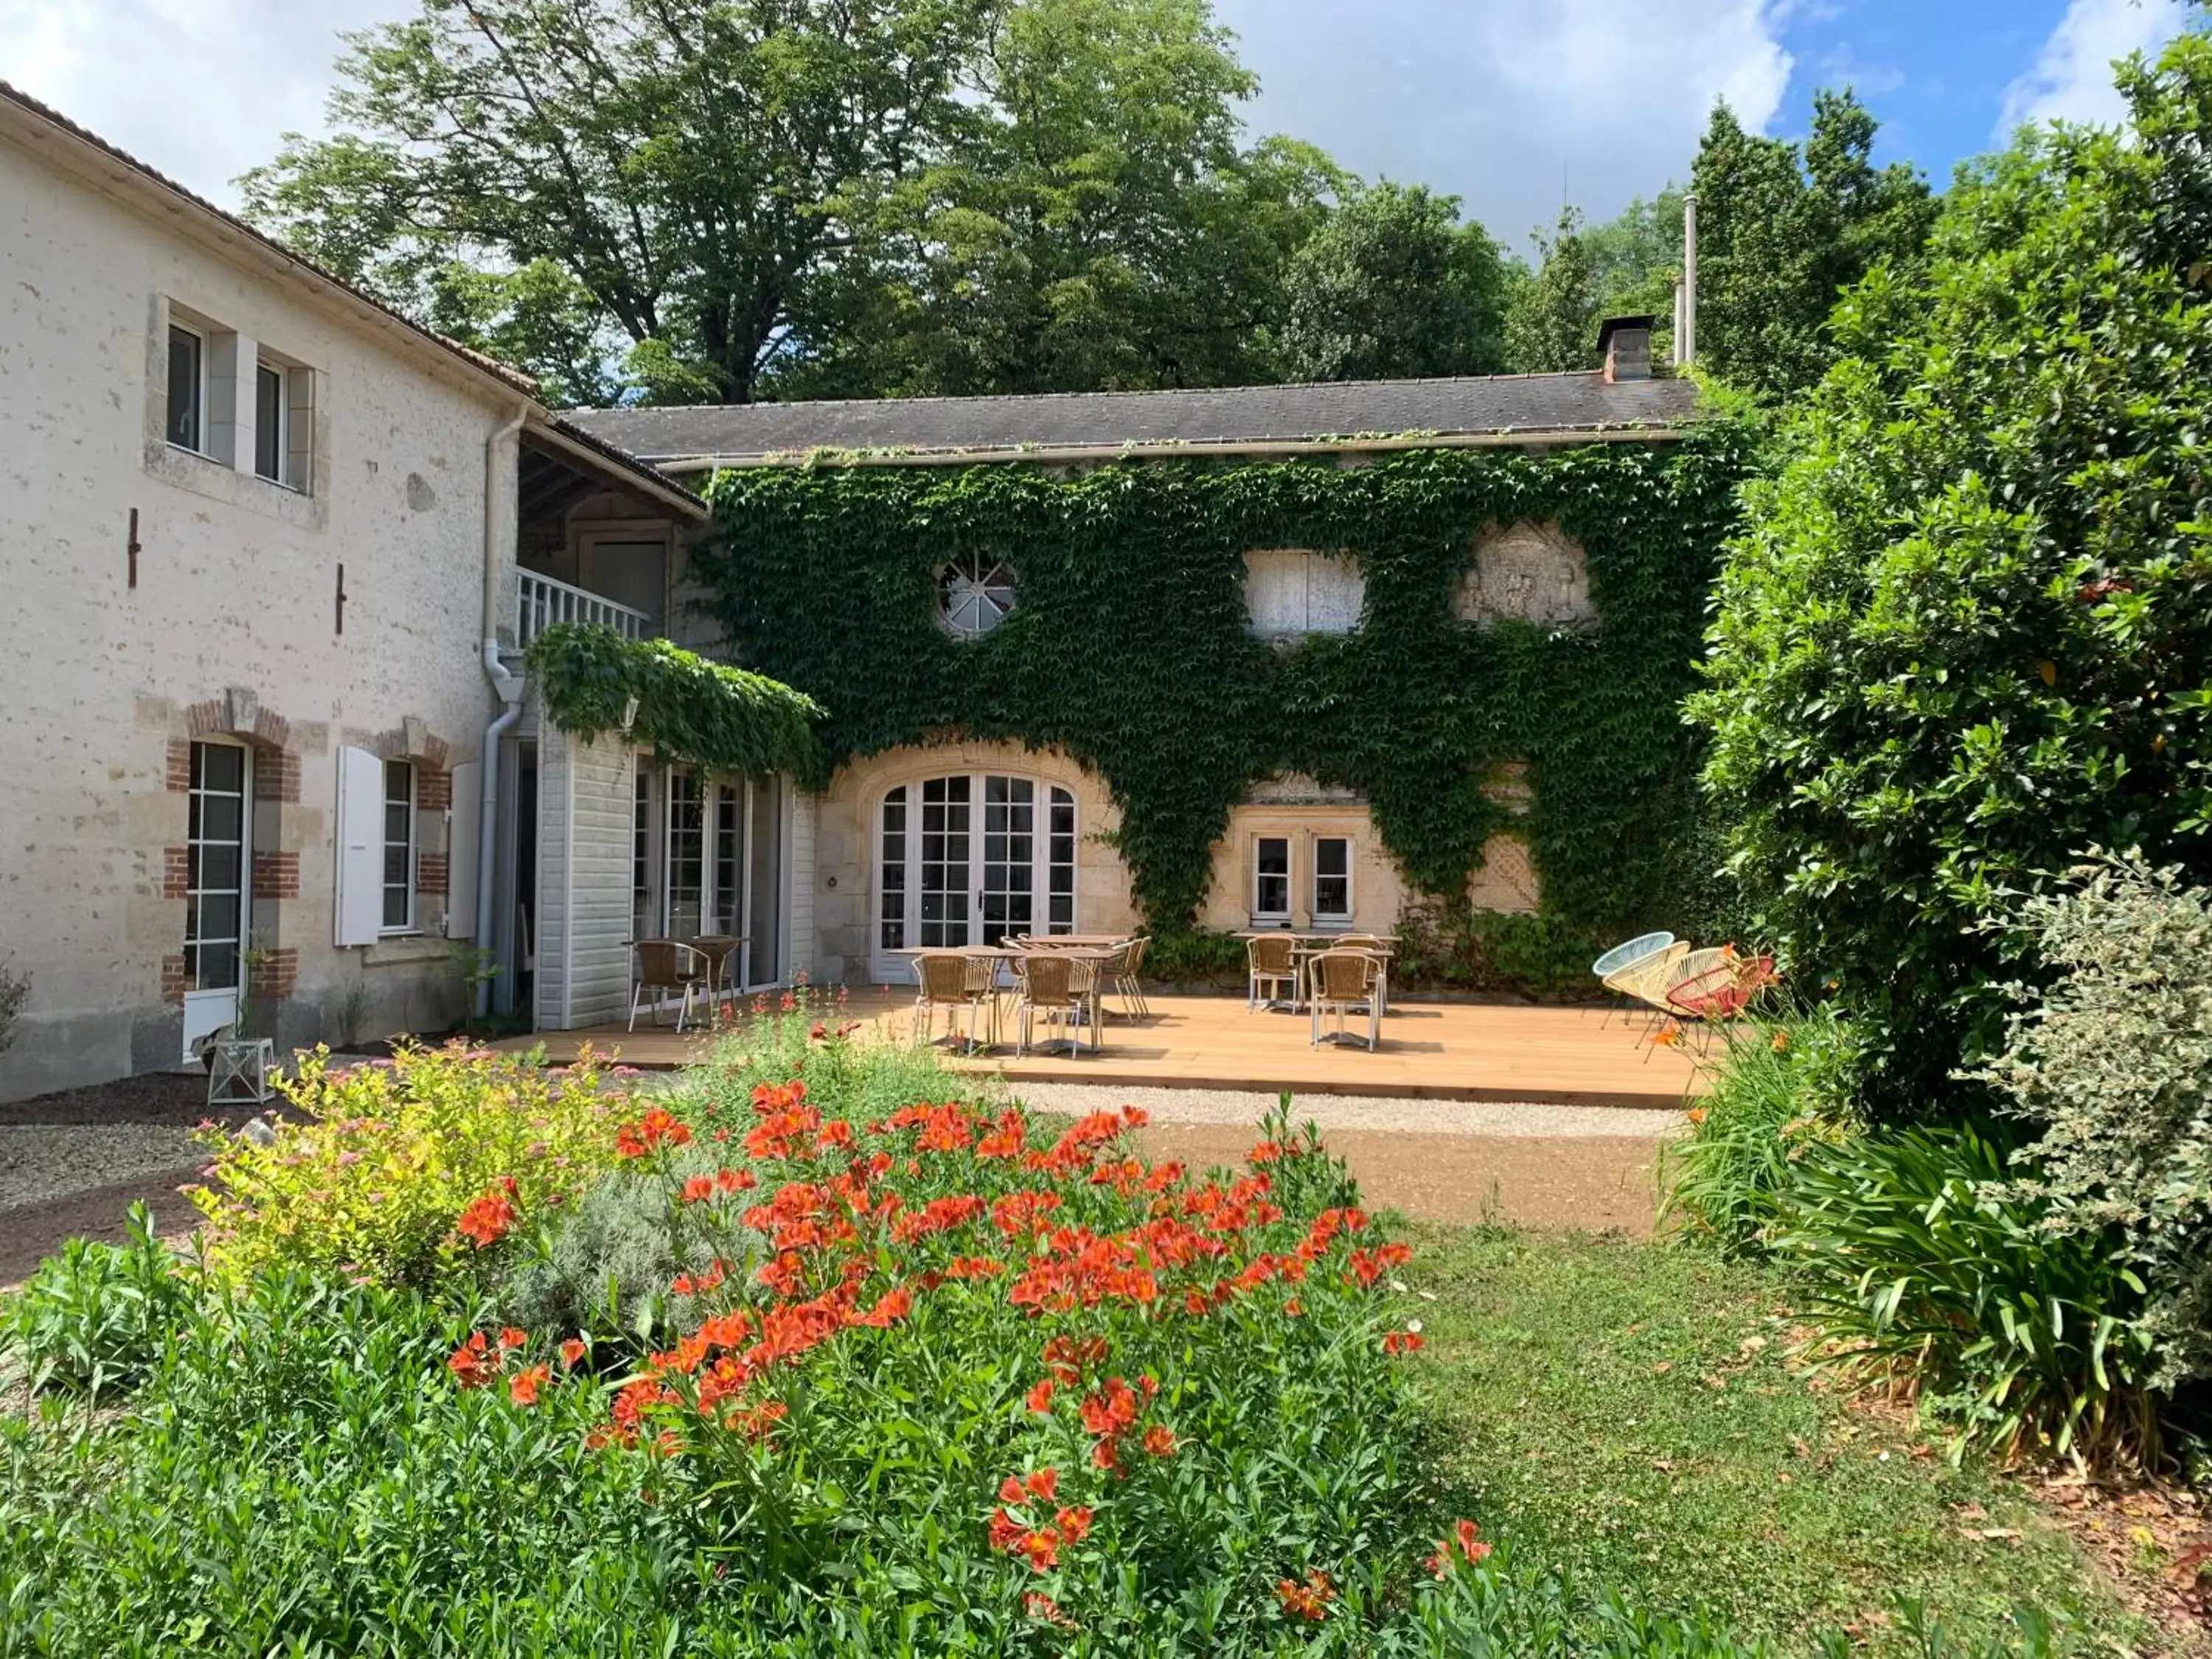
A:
[[1214, 0, 1793, 243], [1997, 0, 2184, 136], [0, 0, 410, 206]]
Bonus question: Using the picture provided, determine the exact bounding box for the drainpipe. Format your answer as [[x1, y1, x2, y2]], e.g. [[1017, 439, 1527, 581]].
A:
[[1678, 192, 1698, 369], [476, 404, 530, 1017]]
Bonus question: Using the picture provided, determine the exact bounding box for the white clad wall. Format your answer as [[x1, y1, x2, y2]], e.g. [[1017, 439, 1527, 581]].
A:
[[537, 727, 639, 1029], [787, 792, 818, 982]]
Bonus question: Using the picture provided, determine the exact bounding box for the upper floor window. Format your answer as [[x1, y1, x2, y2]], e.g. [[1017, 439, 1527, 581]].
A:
[[167, 324, 205, 453], [940, 554, 1015, 639], [1242, 549, 1365, 640]]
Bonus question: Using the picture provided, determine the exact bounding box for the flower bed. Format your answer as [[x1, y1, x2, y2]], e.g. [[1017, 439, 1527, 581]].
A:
[[0, 1026, 1790, 1655]]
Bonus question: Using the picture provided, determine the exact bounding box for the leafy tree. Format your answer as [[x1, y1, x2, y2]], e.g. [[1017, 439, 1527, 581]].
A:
[[1503, 209, 1597, 372], [244, 0, 1333, 404], [1691, 34, 2212, 1116], [1585, 184, 1686, 341], [1276, 181, 1507, 381], [1689, 89, 1934, 398], [775, 0, 1336, 396], [241, 0, 993, 405]]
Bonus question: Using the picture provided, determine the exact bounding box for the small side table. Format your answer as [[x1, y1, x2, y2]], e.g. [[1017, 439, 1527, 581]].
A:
[[207, 1037, 276, 1107]]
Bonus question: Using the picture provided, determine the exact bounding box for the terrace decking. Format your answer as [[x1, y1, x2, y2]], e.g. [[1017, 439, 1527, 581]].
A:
[[495, 990, 1706, 1110]]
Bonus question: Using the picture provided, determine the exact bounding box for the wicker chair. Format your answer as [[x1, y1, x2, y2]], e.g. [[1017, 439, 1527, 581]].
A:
[[689, 933, 745, 1025], [1110, 935, 1150, 1020], [1014, 952, 1094, 1055], [913, 953, 991, 1054], [1248, 933, 1298, 1011], [630, 939, 713, 1033], [1308, 948, 1384, 1051]]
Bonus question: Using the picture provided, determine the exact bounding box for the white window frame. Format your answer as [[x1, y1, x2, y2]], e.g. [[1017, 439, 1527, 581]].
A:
[[380, 760, 417, 936], [1251, 834, 1292, 925], [1311, 834, 1354, 928], [254, 359, 288, 485], [870, 773, 1073, 981], [939, 554, 1016, 639], [167, 320, 208, 457]]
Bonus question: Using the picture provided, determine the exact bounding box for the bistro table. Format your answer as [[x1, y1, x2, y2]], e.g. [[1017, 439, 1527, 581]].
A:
[[1236, 932, 1396, 1014]]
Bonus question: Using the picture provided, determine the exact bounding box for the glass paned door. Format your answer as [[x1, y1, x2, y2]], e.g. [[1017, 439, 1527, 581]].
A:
[[876, 774, 1075, 981], [182, 741, 248, 1057], [666, 770, 704, 939], [980, 776, 1035, 945], [917, 776, 972, 947]]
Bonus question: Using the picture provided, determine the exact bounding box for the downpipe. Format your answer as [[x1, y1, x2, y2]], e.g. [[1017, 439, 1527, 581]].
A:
[[476, 406, 530, 1018]]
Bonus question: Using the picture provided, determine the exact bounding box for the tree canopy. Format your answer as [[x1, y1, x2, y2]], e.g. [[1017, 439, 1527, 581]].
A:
[[245, 0, 1336, 405], [1276, 181, 1508, 382], [1688, 88, 1935, 400], [1691, 34, 2212, 1114]]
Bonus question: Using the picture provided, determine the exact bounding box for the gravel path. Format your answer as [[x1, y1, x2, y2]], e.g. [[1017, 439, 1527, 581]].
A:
[[1007, 1082, 1686, 1140], [0, 1123, 204, 1213], [1015, 1083, 1683, 1235]]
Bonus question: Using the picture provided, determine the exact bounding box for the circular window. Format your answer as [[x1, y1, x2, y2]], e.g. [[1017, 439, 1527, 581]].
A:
[[939, 554, 1015, 639]]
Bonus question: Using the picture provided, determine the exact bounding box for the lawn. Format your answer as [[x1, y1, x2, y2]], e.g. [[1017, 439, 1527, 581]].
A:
[[1406, 1223, 2161, 1655]]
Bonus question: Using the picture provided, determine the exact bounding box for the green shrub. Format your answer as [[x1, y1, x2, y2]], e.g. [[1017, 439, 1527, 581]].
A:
[[1, 1205, 197, 1397], [1967, 852, 2212, 1391], [1145, 927, 1249, 987], [1391, 902, 1607, 998], [493, 1150, 757, 1344], [187, 1040, 636, 1287], [1660, 1009, 1862, 1254], [1773, 1125, 2157, 1467], [1690, 32, 2212, 1116]]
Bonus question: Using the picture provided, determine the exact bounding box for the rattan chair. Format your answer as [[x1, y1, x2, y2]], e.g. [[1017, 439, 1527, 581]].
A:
[[1308, 948, 1384, 1051], [1110, 935, 1151, 1020], [913, 953, 992, 1054], [689, 933, 745, 1026], [630, 939, 713, 1032], [1015, 952, 1093, 1055], [1248, 933, 1298, 1011]]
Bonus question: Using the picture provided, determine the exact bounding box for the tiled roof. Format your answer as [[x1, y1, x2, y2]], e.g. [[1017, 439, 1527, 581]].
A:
[[563, 371, 1702, 467]]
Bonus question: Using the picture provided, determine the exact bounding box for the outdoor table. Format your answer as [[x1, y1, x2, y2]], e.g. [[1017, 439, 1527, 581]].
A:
[[1288, 939, 1395, 1015]]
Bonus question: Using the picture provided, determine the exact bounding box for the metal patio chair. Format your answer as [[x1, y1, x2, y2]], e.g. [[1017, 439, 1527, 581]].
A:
[[1014, 951, 1094, 1056], [1248, 933, 1298, 1012], [913, 953, 992, 1054], [1308, 948, 1385, 1051], [630, 939, 713, 1033]]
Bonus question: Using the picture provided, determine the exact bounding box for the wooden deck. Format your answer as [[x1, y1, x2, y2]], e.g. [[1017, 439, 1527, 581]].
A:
[[496, 990, 1705, 1110]]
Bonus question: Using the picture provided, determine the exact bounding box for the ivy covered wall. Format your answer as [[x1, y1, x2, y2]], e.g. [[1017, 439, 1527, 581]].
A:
[[691, 429, 1750, 939]]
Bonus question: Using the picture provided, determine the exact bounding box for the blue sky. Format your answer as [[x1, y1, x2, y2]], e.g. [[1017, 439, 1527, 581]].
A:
[[0, 0, 2186, 246]]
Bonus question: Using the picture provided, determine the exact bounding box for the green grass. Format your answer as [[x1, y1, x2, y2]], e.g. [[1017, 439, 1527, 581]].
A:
[[1405, 1223, 2160, 1657]]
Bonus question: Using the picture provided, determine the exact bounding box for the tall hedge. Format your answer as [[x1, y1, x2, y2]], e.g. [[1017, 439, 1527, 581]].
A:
[[1692, 33, 2212, 1115]]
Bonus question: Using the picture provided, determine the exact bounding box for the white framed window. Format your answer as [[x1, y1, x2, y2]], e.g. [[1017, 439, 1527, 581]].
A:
[[167, 322, 206, 453], [939, 554, 1015, 639], [872, 773, 1074, 980], [1312, 835, 1353, 925], [1252, 835, 1291, 922], [381, 761, 416, 933]]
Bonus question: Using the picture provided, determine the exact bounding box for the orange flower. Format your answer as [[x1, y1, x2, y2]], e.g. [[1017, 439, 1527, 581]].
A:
[[1019, 1526, 1062, 1572], [1652, 1024, 1683, 1048], [458, 1197, 516, 1248], [497, 1326, 529, 1351], [1685, 1106, 1708, 1126], [1770, 1029, 1791, 1053], [559, 1337, 588, 1368], [1025, 1467, 1059, 1502], [446, 1331, 495, 1389], [1276, 1571, 1334, 1621], [1284, 1297, 1304, 1318], [1142, 1424, 1178, 1458], [508, 1364, 549, 1407], [1382, 1329, 1425, 1357], [998, 1475, 1028, 1506], [1427, 1517, 1495, 1576], [1054, 1504, 1093, 1543], [1023, 1592, 1077, 1628], [681, 1175, 716, 1204]]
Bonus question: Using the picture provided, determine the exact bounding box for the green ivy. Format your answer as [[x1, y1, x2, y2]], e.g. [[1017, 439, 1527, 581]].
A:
[[693, 429, 1750, 935], [526, 624, 823, 779]]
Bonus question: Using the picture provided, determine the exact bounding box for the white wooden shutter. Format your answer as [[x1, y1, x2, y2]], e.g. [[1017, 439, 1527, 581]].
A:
[[335, 745, 386, 947], [445, 761, 481, 939]]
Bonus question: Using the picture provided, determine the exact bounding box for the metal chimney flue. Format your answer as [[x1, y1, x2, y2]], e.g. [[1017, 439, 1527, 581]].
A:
[[1676, 192, 1698, 368]]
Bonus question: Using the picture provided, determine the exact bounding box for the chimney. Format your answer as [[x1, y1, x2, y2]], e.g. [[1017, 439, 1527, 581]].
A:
[[1597, 315, 1655, 383], [1677, 191, 1697, 367]]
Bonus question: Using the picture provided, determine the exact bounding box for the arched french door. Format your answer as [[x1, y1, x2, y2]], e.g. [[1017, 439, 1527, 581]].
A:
[[873, 774, 1075, 982]]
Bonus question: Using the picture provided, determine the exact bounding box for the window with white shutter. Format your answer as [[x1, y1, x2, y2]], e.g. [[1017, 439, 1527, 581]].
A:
[[334, 746, 387, 947]]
